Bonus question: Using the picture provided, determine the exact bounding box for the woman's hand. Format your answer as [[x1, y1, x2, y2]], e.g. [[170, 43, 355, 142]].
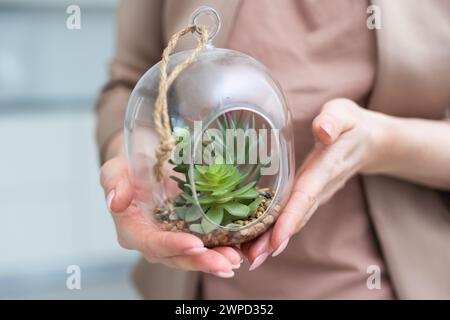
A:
[[243, 98, 388, 270], [99, 136, 243, 278]]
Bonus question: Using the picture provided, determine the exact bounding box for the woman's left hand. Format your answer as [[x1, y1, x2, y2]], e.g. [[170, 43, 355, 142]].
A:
[[243, 98, 388, 270]]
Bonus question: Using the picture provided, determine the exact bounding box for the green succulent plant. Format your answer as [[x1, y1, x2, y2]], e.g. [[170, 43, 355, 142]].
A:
[[170, 112, 270, 233]]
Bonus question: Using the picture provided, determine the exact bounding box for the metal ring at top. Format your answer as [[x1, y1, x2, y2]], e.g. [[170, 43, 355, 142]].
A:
[[189, 6, 221, 42]]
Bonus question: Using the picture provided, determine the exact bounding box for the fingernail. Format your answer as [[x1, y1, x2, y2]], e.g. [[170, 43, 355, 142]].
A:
[[249, 252, 269, 271], [183, 247, 208, 255], [320, 122, 334, 139], [106, 190, 115, 211], [213, 270, 235, 278], [231, 262, 241, 269], [272, 238, 289, 257], [236, 248, 245, 260]]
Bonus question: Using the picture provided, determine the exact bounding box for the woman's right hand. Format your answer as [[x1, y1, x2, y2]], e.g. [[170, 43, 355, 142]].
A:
[[99, 153, 242, 278]]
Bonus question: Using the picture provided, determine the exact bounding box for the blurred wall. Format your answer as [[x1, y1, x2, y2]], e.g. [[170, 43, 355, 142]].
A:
[[0, 0, 139, 299], [0, 0, 116, 107]]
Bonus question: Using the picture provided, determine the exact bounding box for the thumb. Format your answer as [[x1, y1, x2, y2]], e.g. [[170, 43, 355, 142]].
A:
[[312, 98, 358, 144], [100, 157, 134, 213]]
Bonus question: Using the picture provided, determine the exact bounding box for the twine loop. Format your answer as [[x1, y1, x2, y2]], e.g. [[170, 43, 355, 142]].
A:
[[153, 24, 209, 181]]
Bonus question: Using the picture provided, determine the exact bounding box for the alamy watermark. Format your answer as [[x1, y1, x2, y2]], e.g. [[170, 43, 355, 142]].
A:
[[170, 121, 280, 176], [66, 264, 81, 290], [66, 5, 81, 30], [367, 5, 382, 30], [366, 265, 381, 290]]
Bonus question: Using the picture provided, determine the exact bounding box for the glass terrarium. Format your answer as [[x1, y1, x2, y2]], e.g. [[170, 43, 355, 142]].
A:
[[125, 7, 295, 247]]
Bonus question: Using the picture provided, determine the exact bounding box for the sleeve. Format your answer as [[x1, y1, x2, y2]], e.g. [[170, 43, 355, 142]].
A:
[[95, 0, 164, 163]]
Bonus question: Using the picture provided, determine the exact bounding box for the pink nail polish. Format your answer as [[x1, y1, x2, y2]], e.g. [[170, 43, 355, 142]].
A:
[[320, 122, 334, 139], [106, 190, 115, 211], [213, 271, 235, 278], [249, 252, 269, 271], [183, 247, 208, 255], [272, 238, 289, 257]]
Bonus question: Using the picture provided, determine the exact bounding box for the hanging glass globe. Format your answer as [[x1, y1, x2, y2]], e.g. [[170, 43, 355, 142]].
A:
[[125, 7, 295, 247]]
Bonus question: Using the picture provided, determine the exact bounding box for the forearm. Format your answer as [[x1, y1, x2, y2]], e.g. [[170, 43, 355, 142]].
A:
[[96, 0, 163, 164], [372, 114, 450, 190], [103, 129, 162, 167], [104, 132, 126, 162]]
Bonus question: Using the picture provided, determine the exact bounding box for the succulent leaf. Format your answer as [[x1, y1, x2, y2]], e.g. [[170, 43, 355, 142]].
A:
[[222, 202, 250, 217], [247, 197, 263, 214], [185, 206, 202, 222], [206, 206, 224, 225], [201, 217, 219, 233], [174, 206, 188, 219], [189, 223, 204, 234]]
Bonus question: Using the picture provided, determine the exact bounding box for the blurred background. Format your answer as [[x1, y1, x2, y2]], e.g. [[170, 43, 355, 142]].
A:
[[0, 0, 140, 299]]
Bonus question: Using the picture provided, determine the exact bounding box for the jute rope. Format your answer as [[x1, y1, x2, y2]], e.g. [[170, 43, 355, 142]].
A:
[[153, 24, 209, 181]]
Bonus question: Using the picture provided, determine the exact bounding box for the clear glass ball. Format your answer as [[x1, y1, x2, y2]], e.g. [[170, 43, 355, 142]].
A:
[[125, 46, 295, 247]]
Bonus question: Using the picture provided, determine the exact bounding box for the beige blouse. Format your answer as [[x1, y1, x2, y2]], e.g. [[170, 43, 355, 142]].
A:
[[201, 0, 394, 299]]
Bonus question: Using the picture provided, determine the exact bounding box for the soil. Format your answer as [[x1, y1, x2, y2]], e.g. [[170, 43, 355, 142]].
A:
[[154, 188, 281, 247]]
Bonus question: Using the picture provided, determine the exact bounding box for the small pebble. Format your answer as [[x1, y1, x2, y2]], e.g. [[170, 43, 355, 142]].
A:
[[255, 223, 265, 233], [263, 215, 274, 225], [176, 221, 185, 229], [169, 212, 177, 220], [217, 234, 228, 243], [240, 228, 249, 236], [264, 192, 273, 199]]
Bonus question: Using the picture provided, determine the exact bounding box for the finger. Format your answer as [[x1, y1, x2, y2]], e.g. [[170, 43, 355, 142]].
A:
[[212, 247, 243, 268], [100, 157, 133, 212], [113, 208, 207, 258], [312, 98, 358, 144], [164, 249, 235, 278], [241, 229, 272, 271], [270, 169, 322, 255], [270, 100, 361, 256], [272, 126, 358, 251], [234, 246, 245, 262]]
